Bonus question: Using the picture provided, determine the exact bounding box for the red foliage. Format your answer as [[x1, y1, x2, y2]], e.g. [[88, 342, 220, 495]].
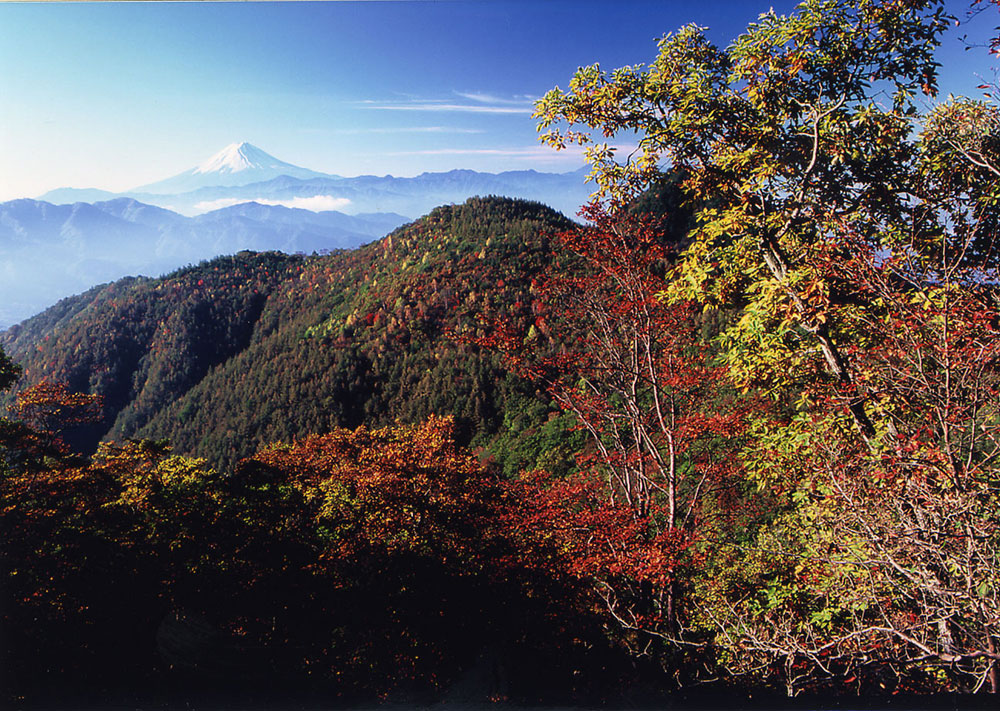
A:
[[481, 205, 761, 650]]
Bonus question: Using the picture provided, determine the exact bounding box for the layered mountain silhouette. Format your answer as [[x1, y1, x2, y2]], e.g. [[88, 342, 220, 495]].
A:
[[2, 142, 591, 327], [39, 142, 591, 218], [0, 197, 408, 327], [0, 142, 589, 328]]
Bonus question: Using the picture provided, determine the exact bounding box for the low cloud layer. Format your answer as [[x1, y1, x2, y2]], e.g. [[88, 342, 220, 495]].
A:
[[194, 195, 353, 214]]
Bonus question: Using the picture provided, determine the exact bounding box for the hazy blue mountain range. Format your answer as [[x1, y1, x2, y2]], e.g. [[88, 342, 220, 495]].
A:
[[0, 197, 577, 473], [0, 197, 408, 328], [7, 142, 591, 328], [39, 142, 592, 218]]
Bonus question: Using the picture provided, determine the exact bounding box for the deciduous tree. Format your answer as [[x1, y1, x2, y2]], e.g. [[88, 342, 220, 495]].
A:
[[488, 204, 760, 673], [535, 0, 1000, 693], [535, 0, 951, 444]]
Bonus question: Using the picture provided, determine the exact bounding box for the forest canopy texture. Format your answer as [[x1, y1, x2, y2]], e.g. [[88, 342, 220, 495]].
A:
[[4, 0, 1000, 705]]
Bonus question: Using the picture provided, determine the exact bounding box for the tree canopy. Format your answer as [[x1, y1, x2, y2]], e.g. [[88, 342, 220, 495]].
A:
[[533, 0, 1000, 694]]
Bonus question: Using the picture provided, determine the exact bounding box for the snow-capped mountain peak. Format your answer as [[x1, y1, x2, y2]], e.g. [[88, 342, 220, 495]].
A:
[[195, 142, 287, 175], [132, 142, 332, 194]]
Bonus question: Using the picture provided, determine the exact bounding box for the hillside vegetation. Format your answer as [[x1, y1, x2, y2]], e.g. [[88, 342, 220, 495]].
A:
[[2, 197, 579, 472], [5, 0, 1000, 704]]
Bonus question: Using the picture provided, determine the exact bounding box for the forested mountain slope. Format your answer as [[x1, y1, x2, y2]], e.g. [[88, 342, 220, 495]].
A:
[[1, 197, 578, 470]]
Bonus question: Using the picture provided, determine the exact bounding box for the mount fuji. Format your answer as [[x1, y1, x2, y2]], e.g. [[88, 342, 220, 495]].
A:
[[39, 142, 591, 218], [132, 141, 334, 194]]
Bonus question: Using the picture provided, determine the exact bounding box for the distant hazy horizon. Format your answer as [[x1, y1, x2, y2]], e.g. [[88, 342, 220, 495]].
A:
[[3, 0, 996, 202]]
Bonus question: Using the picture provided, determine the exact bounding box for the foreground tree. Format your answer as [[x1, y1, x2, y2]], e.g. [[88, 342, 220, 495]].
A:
[[536, 0, 1000, 694], [0, 346, 17, 393], [487, 203, 762, 676], [12, 380, 102, 452], [537, 0, 951, 443], [0, 348, 18, 477], [244, 416, 613, 700]]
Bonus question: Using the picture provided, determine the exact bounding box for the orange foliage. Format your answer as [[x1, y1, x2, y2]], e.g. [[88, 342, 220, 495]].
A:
[[10, 380, 102, 453], [248, 415, 501, 565]]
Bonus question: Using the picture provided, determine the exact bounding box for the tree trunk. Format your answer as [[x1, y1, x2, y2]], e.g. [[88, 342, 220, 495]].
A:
[[759, 236, 880, 448], [989, 637, 998, 694]]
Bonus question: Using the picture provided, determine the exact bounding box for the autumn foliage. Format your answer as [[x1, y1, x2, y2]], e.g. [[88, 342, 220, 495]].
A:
[[2, 413, 621, 704], [6, 0, 1000, 703]]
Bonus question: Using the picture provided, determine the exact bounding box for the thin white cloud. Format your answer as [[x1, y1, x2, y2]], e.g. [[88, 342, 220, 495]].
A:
[[454, 91, 537, 106], [279, 195, 352, 211], [352, 92, 536, 115], [364, 102, 532, 115], [334, 126, 485, 135], [194, 195, 352, 213], [385, 145, 590, 159]]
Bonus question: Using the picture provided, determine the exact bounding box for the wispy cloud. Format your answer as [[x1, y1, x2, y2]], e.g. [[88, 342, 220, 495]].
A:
[[382, 141, 642, 168], [333, 126, 485, 135], [277, 195, 352, 212], [454, 91, 536, 106], [355, 92, 535, 115], [362, 102, 532, 115], [194, 195, 352, 213], [386, 148, 548, 157], [384, 144, 591, 159]]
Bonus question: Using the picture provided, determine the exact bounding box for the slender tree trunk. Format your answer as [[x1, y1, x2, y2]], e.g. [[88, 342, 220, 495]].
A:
[[665, 577, 677, 638], [759, 236, 880, 448], [989, 637, 998, 694]]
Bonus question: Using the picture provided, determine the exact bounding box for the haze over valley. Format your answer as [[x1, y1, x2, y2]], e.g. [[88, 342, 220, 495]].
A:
[[1, 141, 592, 327]]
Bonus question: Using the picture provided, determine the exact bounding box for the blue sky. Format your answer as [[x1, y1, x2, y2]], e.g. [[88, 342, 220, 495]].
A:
[[1, 0, 997, 201]]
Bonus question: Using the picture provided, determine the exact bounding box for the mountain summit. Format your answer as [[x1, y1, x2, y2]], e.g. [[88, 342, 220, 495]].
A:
[[194, 141, 302, 176], [133, 141, 332, 194]]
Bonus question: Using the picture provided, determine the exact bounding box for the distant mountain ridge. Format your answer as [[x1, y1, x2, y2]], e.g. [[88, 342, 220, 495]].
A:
[[39, 142, 592, 218], [5, 142, 591, 327], [0, 197, 409, 328]]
